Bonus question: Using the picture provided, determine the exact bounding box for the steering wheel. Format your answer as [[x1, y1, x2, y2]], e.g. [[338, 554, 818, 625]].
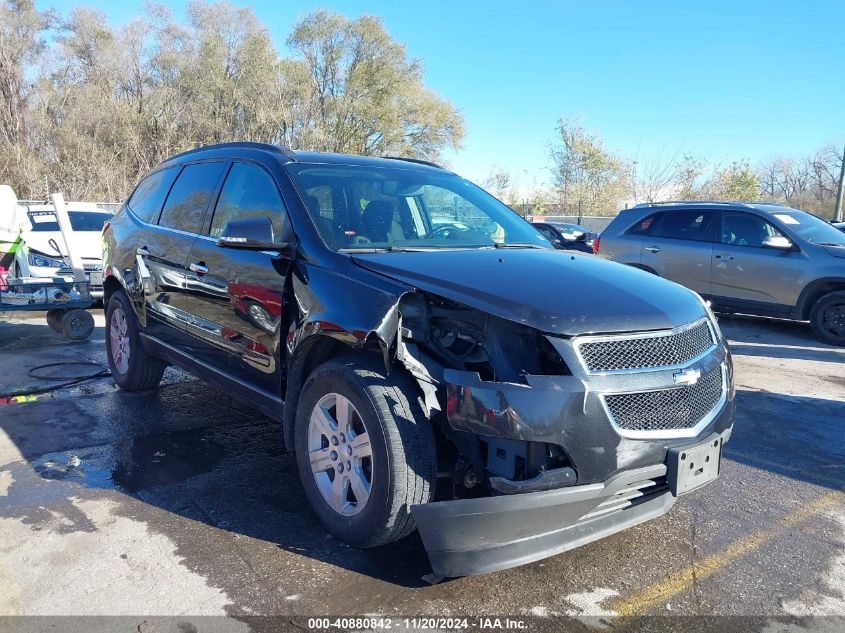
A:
[[423, 224, 470, 240]]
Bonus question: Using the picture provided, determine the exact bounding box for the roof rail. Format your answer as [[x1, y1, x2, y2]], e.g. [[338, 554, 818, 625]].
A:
[[382, 155, 445, 169], [633, 200, 767, 208], [166, 142, 296, 162]]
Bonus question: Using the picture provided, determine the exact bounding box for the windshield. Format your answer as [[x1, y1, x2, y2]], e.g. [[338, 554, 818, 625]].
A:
[[766, 207, 845, 247], [285, 164, 550, 251], [27, 211, 113, 232]]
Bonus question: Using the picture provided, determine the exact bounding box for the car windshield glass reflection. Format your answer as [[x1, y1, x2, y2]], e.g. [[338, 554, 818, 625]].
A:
[[768, 209, 845, 247], [285, 164, 550, 252]]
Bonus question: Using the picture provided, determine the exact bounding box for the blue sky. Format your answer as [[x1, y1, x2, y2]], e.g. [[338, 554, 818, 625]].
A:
[[36, 0, 845, 190]]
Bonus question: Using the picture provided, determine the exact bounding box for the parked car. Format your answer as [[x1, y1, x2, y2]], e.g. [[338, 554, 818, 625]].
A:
[[834, 221, 845, 233], [596, 201, 845, 345], [531, 221, 593, 253], [14, 203, 113, 299], [103, 143, 735, 577]]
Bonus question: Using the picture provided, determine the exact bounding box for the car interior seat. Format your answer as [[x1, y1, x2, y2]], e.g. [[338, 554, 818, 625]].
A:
[[362, 200, 405, 243]]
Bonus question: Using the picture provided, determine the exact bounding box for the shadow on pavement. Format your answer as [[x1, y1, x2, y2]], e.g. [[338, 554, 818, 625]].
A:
[[725, 389, 845, 491], [0, 380, 432, 595]]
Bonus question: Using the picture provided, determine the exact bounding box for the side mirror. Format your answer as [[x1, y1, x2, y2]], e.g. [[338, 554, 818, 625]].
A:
[[217, 217, 295, 256], [762, 235, 793, 250]]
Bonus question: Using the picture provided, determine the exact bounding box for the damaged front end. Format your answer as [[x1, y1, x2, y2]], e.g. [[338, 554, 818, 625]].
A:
[[390, 292, 734, 577]]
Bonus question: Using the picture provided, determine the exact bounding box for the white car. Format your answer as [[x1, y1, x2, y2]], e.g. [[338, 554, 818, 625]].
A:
[[14, 203, 113, 299]]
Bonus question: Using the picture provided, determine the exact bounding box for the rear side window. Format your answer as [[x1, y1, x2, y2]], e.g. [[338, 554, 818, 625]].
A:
[[650, 211, 714, 242], [628, 214, 658, 235], [209, 163, 288, 241], [127, 166, 179, 223], [158, 162, 226, 234]]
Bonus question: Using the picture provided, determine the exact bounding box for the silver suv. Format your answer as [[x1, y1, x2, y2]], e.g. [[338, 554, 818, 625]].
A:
[[597, 201, 845, 345]]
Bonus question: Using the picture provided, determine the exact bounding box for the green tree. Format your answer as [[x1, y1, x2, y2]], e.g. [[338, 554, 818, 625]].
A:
[[702, 160, 760, 201], [284, 10, 463, 160], [0, 1, 465, 201], [673, 154, 706, 200], [549, 117, 629, 215]]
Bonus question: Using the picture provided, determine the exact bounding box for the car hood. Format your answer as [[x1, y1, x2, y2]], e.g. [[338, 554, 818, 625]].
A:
[[23, 230, 103, 261], [352, 248, 706, 336]]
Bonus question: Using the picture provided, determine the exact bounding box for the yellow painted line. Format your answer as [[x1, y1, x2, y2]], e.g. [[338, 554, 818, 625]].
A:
[[611, 489, 844, 617]]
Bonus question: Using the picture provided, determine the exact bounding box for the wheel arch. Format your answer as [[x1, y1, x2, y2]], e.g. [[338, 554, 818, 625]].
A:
[[283, 332, 390, 449], [795, 277, 845, 320], [627, 262, 659, 275], [102, 275, 123, 306]]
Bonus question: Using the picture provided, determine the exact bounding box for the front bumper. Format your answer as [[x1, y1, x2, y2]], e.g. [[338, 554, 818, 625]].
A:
[[413, 335, 735, 577], [412, 431, 729, 577]]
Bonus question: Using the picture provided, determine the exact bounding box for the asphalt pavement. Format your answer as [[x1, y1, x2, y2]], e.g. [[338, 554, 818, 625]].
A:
[[0, 310, 843, 632]]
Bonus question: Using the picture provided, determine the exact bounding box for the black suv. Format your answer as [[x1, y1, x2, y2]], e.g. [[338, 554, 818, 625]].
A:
[[103, 143, 735, 577]]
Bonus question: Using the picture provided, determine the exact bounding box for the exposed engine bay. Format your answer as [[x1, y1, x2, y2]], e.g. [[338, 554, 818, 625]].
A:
[[396, 292, 573, 498]]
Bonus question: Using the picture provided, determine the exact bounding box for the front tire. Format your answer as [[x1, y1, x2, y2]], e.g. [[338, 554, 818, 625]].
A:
[[294, 356, 436, 548], [61, 309, 94, 340], [105, 290, 166, 391], [810, 291, 845, 346]]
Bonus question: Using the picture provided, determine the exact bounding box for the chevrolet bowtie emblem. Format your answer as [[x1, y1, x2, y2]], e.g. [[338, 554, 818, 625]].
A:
[[673, 368, 702, 386]]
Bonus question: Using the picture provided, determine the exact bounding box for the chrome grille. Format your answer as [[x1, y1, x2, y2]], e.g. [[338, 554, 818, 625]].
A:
[[577, 318, 715, 373], [603, 365, 724, 435]]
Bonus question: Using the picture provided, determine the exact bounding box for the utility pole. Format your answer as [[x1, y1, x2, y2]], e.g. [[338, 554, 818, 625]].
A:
[[835, 143, 845, 222]]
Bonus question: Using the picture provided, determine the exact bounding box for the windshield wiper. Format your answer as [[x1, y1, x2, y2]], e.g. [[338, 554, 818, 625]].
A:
[[491, 242, 548, 249], [815, 242, 845, 247], [339, 245, 442, 253]]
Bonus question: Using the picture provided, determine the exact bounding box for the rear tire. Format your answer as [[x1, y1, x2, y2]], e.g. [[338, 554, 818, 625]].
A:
[[46, 309, 65, 333], [106, 290, 166, 391], [810, 291, 845, 346], [294, 356, 436, 548]]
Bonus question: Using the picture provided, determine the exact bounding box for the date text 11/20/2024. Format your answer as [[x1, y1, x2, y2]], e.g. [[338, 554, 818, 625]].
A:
[[307, 617, 528, 630]]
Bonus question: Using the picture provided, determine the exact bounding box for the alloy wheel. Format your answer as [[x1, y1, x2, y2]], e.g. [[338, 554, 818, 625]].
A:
[[109, 307, 130, 374], [307, 392, 373, 516], [821, 301, 845, 340]]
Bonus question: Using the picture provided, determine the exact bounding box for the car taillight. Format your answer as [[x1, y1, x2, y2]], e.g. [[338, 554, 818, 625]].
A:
[[102, 221, 110, 234], [592, 234, 600, 255]]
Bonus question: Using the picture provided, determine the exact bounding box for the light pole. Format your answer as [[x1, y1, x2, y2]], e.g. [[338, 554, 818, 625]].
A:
[[835, 144, 845, 222]]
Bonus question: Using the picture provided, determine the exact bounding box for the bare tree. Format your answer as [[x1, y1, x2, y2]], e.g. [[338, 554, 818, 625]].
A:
[[629, 147, 680, 203], [0, 1, 465, 201]]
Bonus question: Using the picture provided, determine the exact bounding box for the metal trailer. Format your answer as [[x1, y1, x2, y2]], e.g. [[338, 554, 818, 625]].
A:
[[0, 193, 96, 340]]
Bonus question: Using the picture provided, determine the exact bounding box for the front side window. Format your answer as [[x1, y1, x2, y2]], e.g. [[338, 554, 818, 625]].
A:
[[209, 163, 288, 241], [651, 211, 714, 241], [158, 162, 226, 234], [127, 166, 180, 223], [721, 212, 783, 248], [285, 164, 549, 252]]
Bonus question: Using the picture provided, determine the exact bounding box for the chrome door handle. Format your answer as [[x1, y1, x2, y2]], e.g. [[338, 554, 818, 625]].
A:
[[189, 262, 209, 275], [645, 245, 661, 253], [136, 246, 150, 257]]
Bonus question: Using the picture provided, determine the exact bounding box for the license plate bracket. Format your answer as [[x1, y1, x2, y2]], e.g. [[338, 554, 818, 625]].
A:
[[667, 435, 722, 496]]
